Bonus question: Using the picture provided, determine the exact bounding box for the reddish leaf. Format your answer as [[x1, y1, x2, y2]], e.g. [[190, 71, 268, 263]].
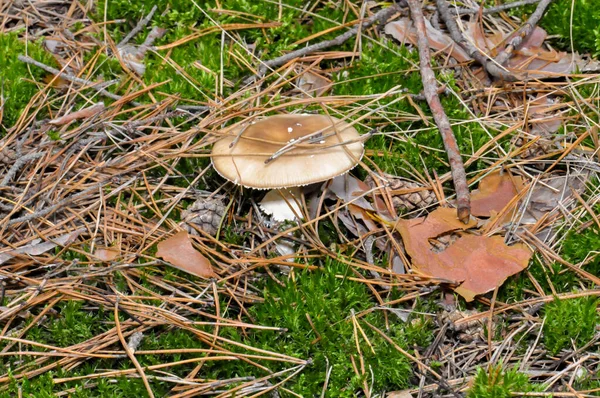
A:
[[396, 208, 531, 301], [470, 172, 525, 218], [156, 231, 215, 278]]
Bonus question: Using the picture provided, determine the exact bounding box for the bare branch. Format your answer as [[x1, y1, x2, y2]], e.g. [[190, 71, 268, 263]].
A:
[[407, 0, 471, 223]]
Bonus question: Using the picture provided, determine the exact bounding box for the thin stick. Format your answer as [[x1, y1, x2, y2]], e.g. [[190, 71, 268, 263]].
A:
[[436, 0, 553, 81], [0, 152, 44, 187], [494, 0, 554, 65], [258, 3, 403, 75], [18, 55, 124, 102], [117, 5, 158, 48], [442, 0, 544, 15], [406, 0, 470, 223]]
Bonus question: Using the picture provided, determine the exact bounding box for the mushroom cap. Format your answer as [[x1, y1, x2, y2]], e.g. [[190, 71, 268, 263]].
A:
[[211, 114, 364, 189]]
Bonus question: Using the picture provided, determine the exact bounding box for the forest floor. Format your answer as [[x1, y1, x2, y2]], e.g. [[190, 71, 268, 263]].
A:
[[1, 0, 600, 396]]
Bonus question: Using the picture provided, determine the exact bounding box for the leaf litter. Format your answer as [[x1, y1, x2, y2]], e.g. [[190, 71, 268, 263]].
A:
[[1, 0, 600, 395], [156, 231, 215, 278]]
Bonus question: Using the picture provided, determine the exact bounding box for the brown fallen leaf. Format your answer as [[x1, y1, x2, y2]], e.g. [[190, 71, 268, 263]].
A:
[[48, 102, 105, 126], [294, 64, 332, 97], [396, 208, 531, 301], [385, 18, 599, 79], [470, 171, 525, 218], [94, 247, 121, 262], [0, 228, 84, 265], [156, 231, 215, 278], [385, 18, 471, 63]]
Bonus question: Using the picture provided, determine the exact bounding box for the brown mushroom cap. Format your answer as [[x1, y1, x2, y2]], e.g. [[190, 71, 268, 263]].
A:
[[211, 114, 364, 189]]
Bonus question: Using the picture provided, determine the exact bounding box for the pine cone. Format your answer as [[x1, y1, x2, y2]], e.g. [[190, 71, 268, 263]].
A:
[[365, 175, 436, 211], [181, 198, 226, 236]]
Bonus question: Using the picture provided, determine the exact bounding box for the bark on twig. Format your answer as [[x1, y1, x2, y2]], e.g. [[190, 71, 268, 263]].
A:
[[0, 152, 44, 187], [428, 0, 543, 15], [406, 0, 471, 223], [117, 5, 158, 48], [18, 55, 125, 102], [436, 0, 554, 81], [493, 0, 554, 65], [258, 3, 404, 75]]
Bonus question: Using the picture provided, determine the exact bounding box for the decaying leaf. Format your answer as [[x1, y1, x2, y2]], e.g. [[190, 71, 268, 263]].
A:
[[156, 231, 215, 278], [259, 187, 303, 222], [470, 171, 525, 218], [387, 390, 413, 398], [385, 18, 600, 78], [117, 27, 166, 75], [385, 18, 471, 63], [328, 174, 389, 216], [396, 208, 532, 301], [522, 172, 588, 224], [48, 102, 105, 126], [294, 64, 332, 97], [94, 247, 121, 262], [0, 229, 84, 265]]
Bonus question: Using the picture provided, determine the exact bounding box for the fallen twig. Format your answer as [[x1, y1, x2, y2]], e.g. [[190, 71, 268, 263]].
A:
[[428, 0, 543, 15], [0, 152, 44, 187], [436, 0, 554, 81], [117, 5, 158, 48], [407, 0, 471, 223], [494, 0, 554, 66], [18, 55, 124, 102], [258, 3, 403, 75]]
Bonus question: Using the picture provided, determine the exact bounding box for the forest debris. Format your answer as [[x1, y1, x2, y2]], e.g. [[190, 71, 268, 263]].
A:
[[387, 390, 413, 398], [259, 188, 303, 222], [48, 102, 105, 126], [385, 18, 471, 63], [406, 0, 471, 223], [118, 27, 166, 75], [181, 197, 226, 236], [294, 64, 332, 97], [259, 4, 402, 75], [385, 16, 600, 81], [396, 207, 532, 301], [521, 172, 588, 224], [0, 229, 84, 265], [328, 174, 376, 212], [156, 231, 215, 278], [470, 171, 525, 218], [365, 174, 436, 211], [93, 248, 121, 262]]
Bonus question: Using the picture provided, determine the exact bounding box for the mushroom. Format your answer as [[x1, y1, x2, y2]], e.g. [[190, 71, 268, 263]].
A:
[[210, 114, 365, 189]]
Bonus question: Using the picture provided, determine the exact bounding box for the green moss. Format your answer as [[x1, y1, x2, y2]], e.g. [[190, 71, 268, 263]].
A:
[[468, 365, 541, 397], [543, 295, 599, 355], [0, 33, 55, 130], [538, 0, 600, 56]]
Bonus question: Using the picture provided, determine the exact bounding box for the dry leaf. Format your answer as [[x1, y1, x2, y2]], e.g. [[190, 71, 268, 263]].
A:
[[385, 18, 471, 63], [396, 208, 531, 301], [522, 172, 588, 224], [387, 391, 413, 398], [470, 171, 525, 217], [385, 19, 600, 79], [294, 64, 332, 97], [94, 247, 121, 262], [259, 187, 303, 222], [328, 174, 389, 216], [0, 229, 84, 265], [48, 102, 105, 126], [156, 231, 215, 278]]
